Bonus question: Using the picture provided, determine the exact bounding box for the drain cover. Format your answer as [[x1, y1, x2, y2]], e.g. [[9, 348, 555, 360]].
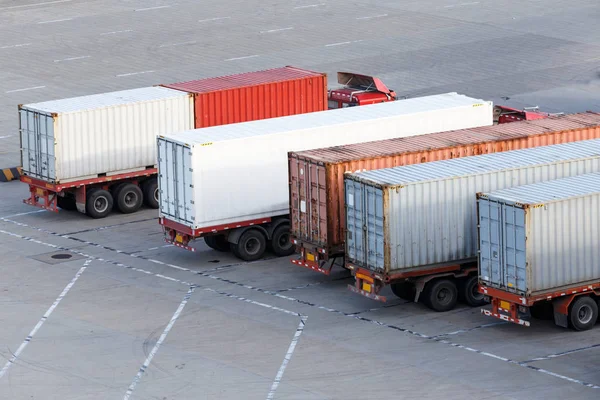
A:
[[51, 253, 73, 260], [208, 260, 220, 263]]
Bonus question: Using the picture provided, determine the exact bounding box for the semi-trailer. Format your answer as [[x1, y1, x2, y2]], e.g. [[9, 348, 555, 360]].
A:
[[345, 139, 600, 312], [478, 173, 600, 331], [289, 112, 600, 275], [158, 93, 493, 261], [18, 67, 329, 218]]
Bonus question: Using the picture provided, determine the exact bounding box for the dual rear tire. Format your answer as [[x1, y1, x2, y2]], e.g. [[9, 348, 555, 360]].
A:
[[85, 179, 158, 219]]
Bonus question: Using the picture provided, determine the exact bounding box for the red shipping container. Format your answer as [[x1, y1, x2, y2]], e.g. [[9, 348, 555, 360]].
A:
[[161, 66, 328, 128], [288, 112, 600, 274]]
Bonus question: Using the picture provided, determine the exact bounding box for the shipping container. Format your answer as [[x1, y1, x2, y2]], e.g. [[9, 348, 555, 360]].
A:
[[158, 92, 493, 261], [20, 86, 194, 184], [345, 139, 600, 309], [478, 173, 600, 330], [161, 66, 328, 128], [289, 112, 600, 274]]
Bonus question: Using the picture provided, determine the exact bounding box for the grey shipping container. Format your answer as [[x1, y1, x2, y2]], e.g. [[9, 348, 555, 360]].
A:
[[345, 139, 600, 276], [478, 172, 600, 296]]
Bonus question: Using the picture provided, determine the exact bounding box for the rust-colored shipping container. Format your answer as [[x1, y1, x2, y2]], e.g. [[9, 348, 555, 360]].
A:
[[161, 66, 328, 128], [288, 112, 600, 274]]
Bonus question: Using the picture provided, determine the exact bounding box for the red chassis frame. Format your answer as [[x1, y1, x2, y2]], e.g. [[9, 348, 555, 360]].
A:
[[479, 283, 600, 327], [347, 263, 477, 302], [21, 169, 156, 212], [159, 216, 272, 252]]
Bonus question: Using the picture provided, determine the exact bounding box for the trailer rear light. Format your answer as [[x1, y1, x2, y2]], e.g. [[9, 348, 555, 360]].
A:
[[518, 305, 528, 314]]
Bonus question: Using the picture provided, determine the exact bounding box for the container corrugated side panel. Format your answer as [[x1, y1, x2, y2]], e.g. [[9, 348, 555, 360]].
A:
[[52, 93, 193, 183], [194, 74, 327, 128], [292, 112, 600, 256], [347, 140, 600, 273], [157, 137, 195, 225], [177, 94, 493, 230], [528, 190, 600, 294]]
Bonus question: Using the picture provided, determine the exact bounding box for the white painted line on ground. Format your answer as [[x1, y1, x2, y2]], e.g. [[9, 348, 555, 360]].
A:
[[293, 3, 325, 9], [135, 5, 171, 11], [225, 55, 259, 61], [158, 40, 197, 48], [260, 27, 294, 34], [198, 16, 230, 22], [444, 1, 479, 8], [54, 55, 90, 63], [522, 343, 600, 363], [100, 29, 134, 35], [267, 317, 307, 400], [356, 13, 387, 20], [37, 18, 72, 24], [0, 0, 72, 10], [0, 43, 32, 49], [5, 86, 46, 93], [116, 70, 155, 77], [0, 135, 14, 139], [325, 40, 362, 47], [123, 286, 194, 400], [0, 259, 90, 379], [0, 210, 46, 219]]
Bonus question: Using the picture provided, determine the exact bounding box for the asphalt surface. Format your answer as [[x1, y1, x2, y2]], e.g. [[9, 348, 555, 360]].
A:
[[1, 0, 600, 399]]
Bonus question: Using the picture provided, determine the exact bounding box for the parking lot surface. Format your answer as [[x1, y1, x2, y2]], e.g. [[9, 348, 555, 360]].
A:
[[1, 0, 599, 399]]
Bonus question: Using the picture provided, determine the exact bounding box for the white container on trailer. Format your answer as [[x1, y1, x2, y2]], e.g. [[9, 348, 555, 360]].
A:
[[157, 92, 493, 229], [344, 139, 600, 274], [478, 172, 600, 296], [20, 86, 194, 184]]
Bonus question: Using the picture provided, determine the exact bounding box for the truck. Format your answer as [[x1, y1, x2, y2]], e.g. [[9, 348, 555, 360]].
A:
[[345, 139, 600, 312], [478, 173, 600, 331], [327, 72, 398, 109], [158, 93, 493, 260], [288, 112, 600, 275], [19, 66, 329, 218]]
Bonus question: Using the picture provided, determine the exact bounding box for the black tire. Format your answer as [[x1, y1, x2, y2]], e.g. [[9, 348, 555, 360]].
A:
[[269, 224, 294, 257], [116, 183, 143, 214], [423, 279, 458, 312], [391, 281, 416, 301], [569, 296, 598, 331], [111, 182, 128, 210], [204, 235, 230, 252], [57, 195, 77, 211], [142, 178, 159, 209], [230, 229, 266, 262], [458, 275, 486, 307], [86, 188, 113, 219]]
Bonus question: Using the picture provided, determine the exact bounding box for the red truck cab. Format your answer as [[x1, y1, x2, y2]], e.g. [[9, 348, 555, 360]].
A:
[[328, 72, 397, 108]]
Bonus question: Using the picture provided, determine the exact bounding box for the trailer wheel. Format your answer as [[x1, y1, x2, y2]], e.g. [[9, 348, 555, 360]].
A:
[[116, 183, 143, 214], [142, 178, 159, 209], [423, 279, 458, 312], [57, 195, 77, 211], [569, 296, 598, 331], [391, 281, 416, 301], [269, 225, 294, 257], [459, 275, 486, 307], [204, 235, 230, 252], [86, 189, 113, 219], [231, 229, 266, 262]]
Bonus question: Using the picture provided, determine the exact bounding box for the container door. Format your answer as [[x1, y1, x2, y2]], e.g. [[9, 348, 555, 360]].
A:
[[157, 138, 195, 226], [345, 179, 364, 266], [364, 184, 385, 271], [478, 198, 503, 286], [501, 204, 527, 293], [19, 108, 55, 181], [345, 179, 384, 271]]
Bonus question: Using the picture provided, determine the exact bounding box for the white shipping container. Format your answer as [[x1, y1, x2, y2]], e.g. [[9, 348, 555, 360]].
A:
[[478, 173, 600, 296], [20, 86, 194, 183], [157, 93, 493, 229], [344, 139, 600, 274]]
